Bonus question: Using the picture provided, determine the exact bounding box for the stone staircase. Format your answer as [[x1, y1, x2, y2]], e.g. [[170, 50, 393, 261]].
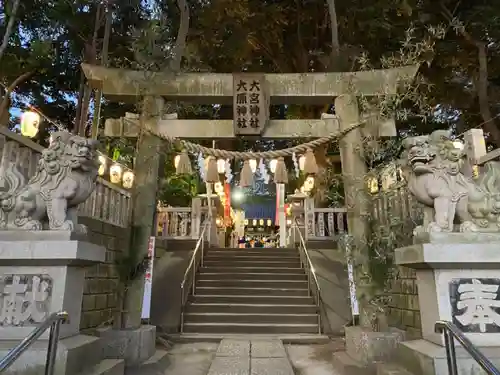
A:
[[182, 247, 321, 335]]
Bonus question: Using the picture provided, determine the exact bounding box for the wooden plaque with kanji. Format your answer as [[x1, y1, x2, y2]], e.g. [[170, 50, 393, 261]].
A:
[[232, 73, 269, 136]]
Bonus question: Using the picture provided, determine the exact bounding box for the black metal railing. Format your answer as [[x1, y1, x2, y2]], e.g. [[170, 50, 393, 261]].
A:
[[435, 320, 500, 375], [0, 311, 68, 374]]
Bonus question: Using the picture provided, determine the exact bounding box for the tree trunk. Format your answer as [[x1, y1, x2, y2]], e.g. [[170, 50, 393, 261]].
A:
[[475, 42, 500, 146], [91, 2, 113, 139], [0, 0, 21, 63]]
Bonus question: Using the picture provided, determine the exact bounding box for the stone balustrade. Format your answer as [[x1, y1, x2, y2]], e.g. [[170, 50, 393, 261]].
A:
[[0, 127, 132, 228]]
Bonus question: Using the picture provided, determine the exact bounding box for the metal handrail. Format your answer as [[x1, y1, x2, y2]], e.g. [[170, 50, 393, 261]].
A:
[[292, 220, 322, 334], [0, 311, 68, 374], [180, 219, 210, 332], [435, 320, 500, 375]]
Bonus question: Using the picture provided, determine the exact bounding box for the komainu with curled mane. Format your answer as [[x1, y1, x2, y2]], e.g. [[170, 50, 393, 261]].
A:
[[401, 129, 500, 234], [0, 131, 99, 232]]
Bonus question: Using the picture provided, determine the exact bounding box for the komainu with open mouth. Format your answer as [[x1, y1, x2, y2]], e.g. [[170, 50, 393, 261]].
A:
[[0, 131, 100, 233], [401, 129, 500, 234]]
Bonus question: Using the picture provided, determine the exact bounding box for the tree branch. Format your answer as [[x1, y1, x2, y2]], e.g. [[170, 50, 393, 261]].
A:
[[0, 71, 34, 121], [169, 0, 190, 72], [0, 0, 21, 63], [440, 2, 500, 145]]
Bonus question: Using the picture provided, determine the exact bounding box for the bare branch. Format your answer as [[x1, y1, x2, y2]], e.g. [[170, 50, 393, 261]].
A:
[[0, 0, 21, 62]]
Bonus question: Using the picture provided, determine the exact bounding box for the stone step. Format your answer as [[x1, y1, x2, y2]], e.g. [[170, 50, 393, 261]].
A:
[[377, 363, 415, 375], [209, 247, 298, 252], [331, 351, 374, 375], [198, 272, 307, 281], [197, 279, 309, 289], [169, 333, 331, 344], [183, 322, 320, 334], [185, 302, 318, 314], [203, 260, 301, 268], [189, 294, 315, 305], [195, 286, 310, 297], [200, 266, 305, 274], [82, 359, 125, 375], [184, 312, 319, 324], [204, 254, 301, 261]]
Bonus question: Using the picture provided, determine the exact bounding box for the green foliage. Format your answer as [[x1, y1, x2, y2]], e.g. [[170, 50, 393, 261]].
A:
[[158, 173, 200, 207]]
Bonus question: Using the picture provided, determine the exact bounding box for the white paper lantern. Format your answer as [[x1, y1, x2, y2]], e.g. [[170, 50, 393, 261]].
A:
[[122, 170, 135, 189], [20, 111, 41, 138], [110, 164, 123, 184], [98, 155, 107, 176], [174, 154, 180, 169]]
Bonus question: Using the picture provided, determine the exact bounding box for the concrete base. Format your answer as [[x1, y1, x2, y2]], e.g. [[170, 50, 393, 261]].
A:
[[0, 334, 123, 375], [0, 237, 105, 340], [345, 326, 405, 365], [395, 239, 500, 347], [96, 325, 156, 367], [395, 339, 500, 375]]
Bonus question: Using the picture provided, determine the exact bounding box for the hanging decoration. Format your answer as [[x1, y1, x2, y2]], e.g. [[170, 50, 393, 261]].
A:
[[292, 152, 300, 178], [225, 159, 233, 183], [259, 159, 270, 184], [303, 148, 319, 175], [205, 156, 219, 183], [197, 153, 205, 181], [240, 160, 254, 188], [175, 150, 192, 175]]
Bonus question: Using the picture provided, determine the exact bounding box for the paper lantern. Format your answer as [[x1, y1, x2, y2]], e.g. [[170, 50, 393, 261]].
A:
[[214, 181, 224, 194], [20, 111, 41, 138], [244, 219, 249, 225], [259, 219, 264, 226], [98, 155, 107, 176], [110, 164, 123, 184], [122, 170, 134, 189], [267, 219, 272, 226], [174, 154, 180, 169], [304, 176, 315, 192], [252, 219, 257, 226]]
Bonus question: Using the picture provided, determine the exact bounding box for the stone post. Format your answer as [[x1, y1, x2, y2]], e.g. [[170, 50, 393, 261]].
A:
[[394, 233, 500, 375], [304, 197, 315, 241], [0, 232, 115, 375], [121, 96, 163, 330], [335, 95, 375, 329], [191, 197, 202, 239]]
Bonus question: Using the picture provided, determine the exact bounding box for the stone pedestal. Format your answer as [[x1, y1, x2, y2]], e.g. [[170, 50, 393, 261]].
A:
[[0, 231, 120, 375], [396, 232, 500, 347]]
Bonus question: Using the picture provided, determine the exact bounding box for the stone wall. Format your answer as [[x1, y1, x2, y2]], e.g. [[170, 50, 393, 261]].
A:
[[387, 265, 421, 339], [79, 216, 131, 333]]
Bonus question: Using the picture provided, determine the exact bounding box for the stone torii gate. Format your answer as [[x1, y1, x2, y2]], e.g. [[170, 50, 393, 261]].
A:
[[81, 63, 418, 329]]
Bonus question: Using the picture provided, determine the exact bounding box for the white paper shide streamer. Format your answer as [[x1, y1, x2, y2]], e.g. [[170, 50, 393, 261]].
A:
[[225, 159, 233, 183], [259, 159, 270, 184], [292, 152, 299, 178], [197, 152, 205, 181]]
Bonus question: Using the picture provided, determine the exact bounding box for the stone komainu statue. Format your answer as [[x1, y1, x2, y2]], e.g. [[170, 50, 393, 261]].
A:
[[0, 131, 100, 232], [401, 129, 500, 234]]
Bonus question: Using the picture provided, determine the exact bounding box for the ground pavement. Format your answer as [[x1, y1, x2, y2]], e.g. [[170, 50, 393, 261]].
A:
[[159, 339, 344, 375]]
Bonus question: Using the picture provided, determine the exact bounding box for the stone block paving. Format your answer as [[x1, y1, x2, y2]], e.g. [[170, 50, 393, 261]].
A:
[[207, 339, 294, 375]]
